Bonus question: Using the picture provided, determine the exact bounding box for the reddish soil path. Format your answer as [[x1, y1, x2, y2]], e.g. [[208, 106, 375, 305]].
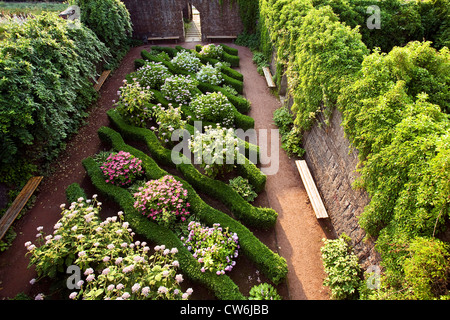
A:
[[0, 42, 331, 300], [235, 46, 331, 300]]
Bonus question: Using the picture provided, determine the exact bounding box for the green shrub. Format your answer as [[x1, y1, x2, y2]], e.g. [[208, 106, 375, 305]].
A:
[[131, 61, 171, 89], [0, 13, 110, 185], [160, 75, 199, 105], [189, 92, 235, 128], [321, 234, 362, 300], [70, 0, 132, 62], [114, 80, 153, 127], [171, 50, 202, 73], [273, 107, 305, 158], [65, 183, 87, 204], [196, 64, 224, 86], [248, 283, 282, 300], [229, 176, 257, 202]]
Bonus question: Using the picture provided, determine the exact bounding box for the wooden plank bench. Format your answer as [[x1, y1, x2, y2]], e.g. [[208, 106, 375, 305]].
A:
[[262, 66, 276, 88], [295, 160, 329, 219], [94, 70, 111, 92], [206, 35, 237, 43], [0, 176, 43, 241], [148, 36, 180, 44]]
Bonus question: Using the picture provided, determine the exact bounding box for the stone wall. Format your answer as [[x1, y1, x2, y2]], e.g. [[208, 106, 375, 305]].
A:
[[122, 0, 243, 42], [301, 108, 380, 268]]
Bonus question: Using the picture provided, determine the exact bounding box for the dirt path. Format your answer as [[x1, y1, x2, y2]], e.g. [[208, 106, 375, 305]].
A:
[[0, 42, 330, 300], [235, 46, 330, 300]]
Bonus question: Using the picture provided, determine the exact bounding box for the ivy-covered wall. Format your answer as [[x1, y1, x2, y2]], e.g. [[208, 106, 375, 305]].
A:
[[122, 0, 247, 41], [260, 0, 450, 299]]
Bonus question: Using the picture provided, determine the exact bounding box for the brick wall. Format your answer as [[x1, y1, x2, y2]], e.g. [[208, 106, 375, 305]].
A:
[[302, 108, 380, 268], [122, 0, 243, 42]]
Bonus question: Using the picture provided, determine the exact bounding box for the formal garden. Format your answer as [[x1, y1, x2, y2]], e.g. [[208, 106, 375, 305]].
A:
[[0, 0, 449, 302]]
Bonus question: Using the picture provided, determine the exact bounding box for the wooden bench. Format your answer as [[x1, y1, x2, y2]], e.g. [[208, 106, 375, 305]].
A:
[[295, 160, 329, 219], [148, 36, 180, 44], [94, 70, 111, 92], [0, 176, 43, 241], [262, 67, 276, 88], [206, 35, 237, 43]]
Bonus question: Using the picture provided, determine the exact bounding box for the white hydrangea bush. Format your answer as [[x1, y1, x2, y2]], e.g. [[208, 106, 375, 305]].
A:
[[25, 195, 193, 300]]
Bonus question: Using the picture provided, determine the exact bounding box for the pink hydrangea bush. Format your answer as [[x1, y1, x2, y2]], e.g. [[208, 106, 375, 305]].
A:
[[181, 221, 239, 275], [100, 151, 144, 187], [133, 175, 190, 227]]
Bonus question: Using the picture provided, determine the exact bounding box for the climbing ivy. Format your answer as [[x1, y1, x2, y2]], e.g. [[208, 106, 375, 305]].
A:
[[0, 13, 110, 185], [221, 0, 259, 33], [258, 0, 450, 300]]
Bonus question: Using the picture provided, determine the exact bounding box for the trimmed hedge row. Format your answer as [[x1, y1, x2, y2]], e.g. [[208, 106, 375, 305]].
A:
[[152, 45, 243, 81], [95, 126, 288, 284], [81, 156, 245, 300], [65, 183, 88, 204], [190, 45, 243, 81], [180, 44, 240, 67], [107, 109, 274, 227], [139, 50, 250, 114]]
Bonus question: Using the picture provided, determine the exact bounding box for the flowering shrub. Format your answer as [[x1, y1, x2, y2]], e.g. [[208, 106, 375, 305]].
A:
[[151, 104, 187, 146], [133, 175, 191, 227], [189, 92, 234, 127], [114, 79, 153, 127], [196, 63, 223, 86], [198, 44, 223, 59], [188, 125, 239, 178], [160, 75, 199, 105], [171, 50, 202, 73], [181, 221, 239, 275], [100, 151, 144, 187], [25, 196, 192, 300], [132, 61, 171, 89]]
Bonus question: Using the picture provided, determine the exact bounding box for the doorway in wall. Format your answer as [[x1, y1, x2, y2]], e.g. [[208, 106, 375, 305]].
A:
[[185, 4, 201, 41]]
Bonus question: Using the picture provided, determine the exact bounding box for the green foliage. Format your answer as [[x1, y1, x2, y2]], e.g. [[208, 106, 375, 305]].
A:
[[131, 61, 171, 89], [152, 104, 187, 146], [114, 80, 154, 127], [403, 237, 450, 299], [339, 42, 450, 239], [248, 282, 282, 300], [273, 107, 305, 158], [0, 1, 67, 15], [321, 234, 362, 300], [337, 41, 450, 299], [252, 51, 269, 75], [0, 13, 110, 185], [189, 92, 235, 128], [288, 6, 368, 130], [312, 0, 424, 52], [182, 221, 239, 275], [70, 0, 132, 55], [229, 176, 258, 202], [93, 124, 287, 284]]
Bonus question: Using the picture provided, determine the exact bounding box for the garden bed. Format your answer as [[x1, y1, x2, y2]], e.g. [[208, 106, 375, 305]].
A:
[[0, 43, 289, 300]]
